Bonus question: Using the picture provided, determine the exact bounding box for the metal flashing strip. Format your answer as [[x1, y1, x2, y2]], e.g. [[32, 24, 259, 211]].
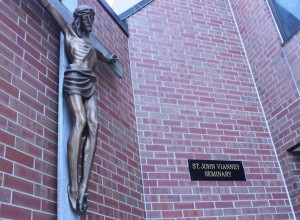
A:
[[287, 142, 300, 152], [118, 0, 155, 21]]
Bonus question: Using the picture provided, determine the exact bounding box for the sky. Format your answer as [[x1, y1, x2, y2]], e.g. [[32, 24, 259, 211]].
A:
[[105, 0, 114, 6]]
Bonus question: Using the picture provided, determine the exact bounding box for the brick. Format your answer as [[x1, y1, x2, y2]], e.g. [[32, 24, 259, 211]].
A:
[[0, 102, 18, 122], [34, 159, 56, 178], [6, 147, 34, 168], [12, 76, 37, 98], [9, 98, 36, 120], [195, 202, 214, 209], [14, 163, 42, 183], [0, 158, 13, 174], [174, 202, 194, 210], [14, 140, 41, 161], [12, 191, 41, 210], [0, 187, 12, 203], [4, 174, 33, 194], [42, 174, 56, 188], [215, 201, 234, 208], [0, 143, 4, 157], [17, 36, 41, 60], [41, 199, 56, 214], [0, 204, 32, 220], [33, 184, 56, 201], [20, 92, 44, 114], [0, 32, 24, 57], [0, 54, 22, 78], [128, 2, 297, 220], [0, 77, 19, 98], [22, 71, 45, 93], [32, 212, 55, 220], [1, 0, 299, 219], [162, 210, 183, 218], [7, 121, 36, 144], [1, 1, 140, 220], [17, 114, 43, 135]]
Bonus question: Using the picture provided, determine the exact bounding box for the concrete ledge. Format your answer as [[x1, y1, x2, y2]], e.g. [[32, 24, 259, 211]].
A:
[[98, 0, 129, 36]]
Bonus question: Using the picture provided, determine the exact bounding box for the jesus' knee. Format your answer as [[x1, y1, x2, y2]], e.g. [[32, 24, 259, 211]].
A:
[[74, 114, 87, 133], [87, 117, 99, 136]]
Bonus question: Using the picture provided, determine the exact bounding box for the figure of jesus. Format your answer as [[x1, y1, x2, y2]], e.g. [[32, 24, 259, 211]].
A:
[[37, 0, 117, 215]]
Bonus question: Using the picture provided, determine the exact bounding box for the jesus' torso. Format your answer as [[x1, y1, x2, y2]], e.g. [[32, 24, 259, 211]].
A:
[[65, 24, 97, 70]]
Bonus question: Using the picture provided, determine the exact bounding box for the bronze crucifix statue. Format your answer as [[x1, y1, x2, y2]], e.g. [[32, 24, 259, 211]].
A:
[[37, 0, 118, 216]]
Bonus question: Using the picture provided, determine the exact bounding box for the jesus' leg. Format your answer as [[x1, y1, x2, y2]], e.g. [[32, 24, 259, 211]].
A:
[[77, 95, 99, 215], [66, 94, 87, 212]]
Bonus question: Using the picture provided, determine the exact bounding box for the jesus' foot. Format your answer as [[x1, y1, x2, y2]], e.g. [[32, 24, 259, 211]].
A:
[[67, 185, 78, 212], [77, 189, 88, 216]]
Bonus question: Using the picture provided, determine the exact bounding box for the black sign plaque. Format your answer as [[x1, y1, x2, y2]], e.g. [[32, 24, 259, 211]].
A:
[[188, 159, 246, 181]]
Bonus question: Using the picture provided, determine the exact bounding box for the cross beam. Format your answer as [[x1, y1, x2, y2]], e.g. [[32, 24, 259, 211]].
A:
[[49, 0, 122, 218]]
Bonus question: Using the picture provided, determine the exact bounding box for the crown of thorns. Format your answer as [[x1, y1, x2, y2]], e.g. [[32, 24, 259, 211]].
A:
[[73, 6, 95, 18]]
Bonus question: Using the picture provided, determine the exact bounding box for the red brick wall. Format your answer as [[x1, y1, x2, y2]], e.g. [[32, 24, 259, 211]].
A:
[[128, 0, 295, 219], [0, 0, 144, 219], [229, 0, 300, 218]]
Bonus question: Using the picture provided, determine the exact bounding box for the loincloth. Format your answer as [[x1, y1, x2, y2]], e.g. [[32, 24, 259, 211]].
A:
[[63, 64, 97, 98]]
